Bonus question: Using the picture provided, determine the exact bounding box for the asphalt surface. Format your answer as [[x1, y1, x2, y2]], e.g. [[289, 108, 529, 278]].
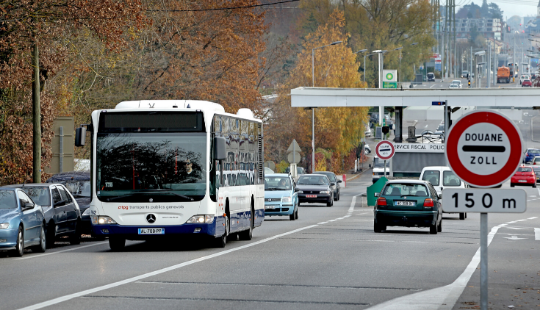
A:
[[0, 172, 539, 310]]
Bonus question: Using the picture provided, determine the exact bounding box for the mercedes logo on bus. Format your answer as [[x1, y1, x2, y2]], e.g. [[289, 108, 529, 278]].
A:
[[146, 214, 156, 224]]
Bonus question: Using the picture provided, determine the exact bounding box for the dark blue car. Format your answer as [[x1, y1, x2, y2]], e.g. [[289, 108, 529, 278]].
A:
[[524, 148, 540, 164], [0, 188, 46, 256]]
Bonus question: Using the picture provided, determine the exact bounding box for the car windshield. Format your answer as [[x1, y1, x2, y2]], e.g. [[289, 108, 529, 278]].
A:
[[64, 181, 90, 197], [297, 176, 328, 185], [383, 183, 429, 197], [20, 187, 50, 206], [0, 190, 17, 209], [96, 132, 207, 202], [517, 167, 532, 172], [422, 170, 440, 186], [265, 177, 292, 190], [316, 172, 336, 182], [373, 158, 385, 168], [443, 171, 461, 186], [427, 73, 434, 77]]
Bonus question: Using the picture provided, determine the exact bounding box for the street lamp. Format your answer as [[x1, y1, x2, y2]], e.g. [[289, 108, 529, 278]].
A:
[[354, 49, 369, 83], [310, 40, 343, 173], [474, 51, 486, 88]]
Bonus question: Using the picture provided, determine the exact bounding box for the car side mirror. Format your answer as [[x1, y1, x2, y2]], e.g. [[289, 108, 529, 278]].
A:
[[75, 127, 86, 147], [54, 200, 66, 207], [337, 180, 342, 183], [331, 182, 336, 186], [22, 202, 34, 211], [294, 188, 300, 192], [374, 192, 379, 197]]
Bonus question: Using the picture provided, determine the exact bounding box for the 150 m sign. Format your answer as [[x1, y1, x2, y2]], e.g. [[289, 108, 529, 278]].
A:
[[442, 189, 527, 213]]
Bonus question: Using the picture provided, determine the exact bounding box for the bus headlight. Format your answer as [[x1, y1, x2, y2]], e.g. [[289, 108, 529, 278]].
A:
[[282, 196, 292, 203], [91, 215, 117, 225], [187, 215, 214, 224]]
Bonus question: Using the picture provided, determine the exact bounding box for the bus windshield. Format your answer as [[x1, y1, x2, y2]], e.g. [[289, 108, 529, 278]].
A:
[[96, 132, 207, 202]]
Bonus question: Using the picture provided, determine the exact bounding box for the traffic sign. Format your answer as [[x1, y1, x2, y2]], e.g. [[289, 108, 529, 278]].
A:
[[446, 111, 523, 188], [375, 141, 395, 160], [442, 188, 526, 213]]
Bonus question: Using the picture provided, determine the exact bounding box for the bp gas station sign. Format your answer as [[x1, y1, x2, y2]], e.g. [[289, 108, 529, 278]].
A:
[[382, 70, 398, 88]]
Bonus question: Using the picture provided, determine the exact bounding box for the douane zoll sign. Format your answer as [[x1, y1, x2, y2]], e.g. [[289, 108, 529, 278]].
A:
[[446, 111, 523, 188]]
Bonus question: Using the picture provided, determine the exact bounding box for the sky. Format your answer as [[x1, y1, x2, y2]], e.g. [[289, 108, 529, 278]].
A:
[[490, 1, 537, 20]]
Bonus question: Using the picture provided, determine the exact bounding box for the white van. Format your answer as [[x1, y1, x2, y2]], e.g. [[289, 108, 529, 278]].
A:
[[372, 156, 389, 183], [419, 166, 467, 220]]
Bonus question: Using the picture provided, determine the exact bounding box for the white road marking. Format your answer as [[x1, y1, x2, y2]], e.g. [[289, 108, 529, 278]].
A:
[[18, 194, 365, 310], [365, 217, 536, 310], [535, 228, 540, 241], [504, 235, 527, 240], [17, 242, 108, 260]]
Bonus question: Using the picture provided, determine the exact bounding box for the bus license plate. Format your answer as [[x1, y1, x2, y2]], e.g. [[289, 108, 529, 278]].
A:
[[138, 228, 165, 235], [306, 195, 317, 198]]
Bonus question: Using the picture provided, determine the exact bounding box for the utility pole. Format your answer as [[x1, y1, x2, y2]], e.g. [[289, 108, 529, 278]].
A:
[[488, 42, 491, 88], [453, 0, 457, 78], [470, 47, 473, 81], [33, 44, 41, 183]]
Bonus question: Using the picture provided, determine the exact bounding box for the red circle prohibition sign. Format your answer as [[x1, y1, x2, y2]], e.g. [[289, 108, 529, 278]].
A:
[[446, 111, 522, 187], [376, 141, 395, 160]]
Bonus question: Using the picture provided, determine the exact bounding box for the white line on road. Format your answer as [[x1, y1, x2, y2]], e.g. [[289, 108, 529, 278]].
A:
[[17, 242, 109, 260], [18, 194, 366, 310], [535, 228, 540, 241], [365, 217, 536, 310]]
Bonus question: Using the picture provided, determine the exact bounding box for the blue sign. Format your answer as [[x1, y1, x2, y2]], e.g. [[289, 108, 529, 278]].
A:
[[432, 101, 446, 106]]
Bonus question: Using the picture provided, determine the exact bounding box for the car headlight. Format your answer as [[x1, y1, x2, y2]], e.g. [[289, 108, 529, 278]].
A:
[[82, 208, 92, 216], [0, 223, 9, 229], [297, 191, 304, 194], [320, 191, 330, 194], [91, 215, 117, 225], [282, 196, 292, 203], [187, 215, 214, 224]]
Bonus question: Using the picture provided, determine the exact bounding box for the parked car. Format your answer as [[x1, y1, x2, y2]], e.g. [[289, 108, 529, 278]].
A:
[[420, 166, 467, 220], [524, 148, 540, 164], [427, 72, 435, 82], [315, 171, 342, 201], [0, 188, 46, 256], [264, 174, 298, 220], [510, 166, 536, 188], [533, 166, 540, 183], [373, 180, 443, 234], [522, 79, 532, 87], [6, 184, 82, 247], [296, 174, 334, 207], [365, 125, 372, 137], [47, 172, 92, 235]]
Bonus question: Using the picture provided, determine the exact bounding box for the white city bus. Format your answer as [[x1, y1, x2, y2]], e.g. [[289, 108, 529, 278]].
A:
[[75, 100, 264, 250]]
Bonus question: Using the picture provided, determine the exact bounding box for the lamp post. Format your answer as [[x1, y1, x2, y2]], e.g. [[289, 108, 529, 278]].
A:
[[372, 50, 385, 126], [354, 49, 368, 83], [474, 51, 486, 88], [310, 40, 343, 173]]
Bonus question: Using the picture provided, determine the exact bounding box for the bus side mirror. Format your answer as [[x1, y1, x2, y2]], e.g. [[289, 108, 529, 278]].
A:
[[214, 136, 227, 160], [75, 127, 86, 147]]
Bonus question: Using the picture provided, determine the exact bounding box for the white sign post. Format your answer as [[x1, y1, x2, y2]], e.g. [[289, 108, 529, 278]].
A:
[[375, 140, 395, 179], [443, 110, 525, 310]]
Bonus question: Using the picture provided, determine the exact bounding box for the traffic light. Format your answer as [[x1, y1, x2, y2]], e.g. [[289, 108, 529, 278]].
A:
[[382, 126, 390, 135]]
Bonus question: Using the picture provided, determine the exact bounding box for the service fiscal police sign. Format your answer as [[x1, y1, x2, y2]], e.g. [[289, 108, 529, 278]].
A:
[[446, 111, 523, 188]]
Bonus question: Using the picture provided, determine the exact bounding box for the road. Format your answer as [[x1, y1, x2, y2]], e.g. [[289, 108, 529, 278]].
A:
[[0, 173, 539, 310]]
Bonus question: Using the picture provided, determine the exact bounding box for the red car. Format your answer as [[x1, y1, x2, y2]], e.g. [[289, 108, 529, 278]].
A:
[[522, 80, 532, 87], [511, 166, 536, 188]]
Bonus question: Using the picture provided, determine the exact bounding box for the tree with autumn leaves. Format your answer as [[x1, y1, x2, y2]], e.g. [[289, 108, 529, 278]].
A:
[[265, 10, 369, 173]]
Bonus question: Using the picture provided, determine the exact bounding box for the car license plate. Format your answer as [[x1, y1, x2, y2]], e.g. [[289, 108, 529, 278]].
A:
[[138, 228, 165, 235], [394, 201, 415, 206], [306, 195, 317, 198], [265, 205, 275, 210], [518, 180, 527, 183]]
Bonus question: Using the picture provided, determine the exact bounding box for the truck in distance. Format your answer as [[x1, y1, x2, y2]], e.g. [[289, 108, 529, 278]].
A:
[[497, 67, 511, 83]]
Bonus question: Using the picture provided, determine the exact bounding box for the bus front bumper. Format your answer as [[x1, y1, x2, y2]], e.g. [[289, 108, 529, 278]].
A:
[[91, 217, 226, 239]]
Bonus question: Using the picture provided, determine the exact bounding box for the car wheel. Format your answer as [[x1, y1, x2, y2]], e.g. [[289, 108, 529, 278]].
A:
[[459, 213, 465, 220], [510, 183, 515, 187], [46, 223, 56, 249], [437, 219, 442, 232], [10, 226, 24, 257], [430, 222, 438, 234], [69, 221, 81, 245], [31, 226, 47, 253], [327, 196, 333, 207], [109, 236, 126, 251], [534, 183, 537, 188], [374, 222, 385, 233]]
